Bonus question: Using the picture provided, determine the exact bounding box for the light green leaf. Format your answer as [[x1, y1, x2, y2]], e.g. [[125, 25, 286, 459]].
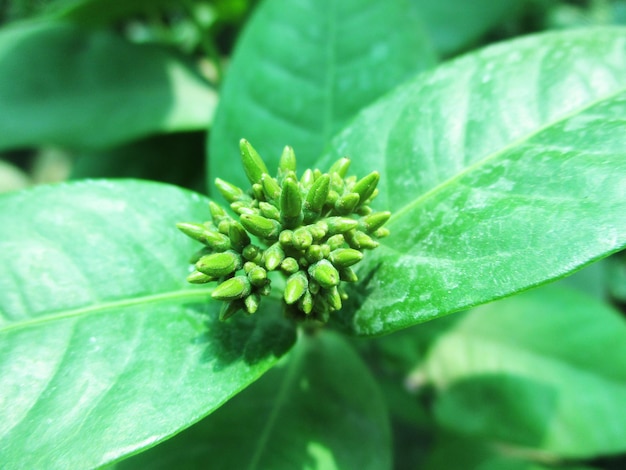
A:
[[0, 21, 216, 151], [208, 0, 436, 191], [416, 285, 626, 457], [0, 181, 296, 469], [118, 331, 392, 470], [324, 28, 626, 336]]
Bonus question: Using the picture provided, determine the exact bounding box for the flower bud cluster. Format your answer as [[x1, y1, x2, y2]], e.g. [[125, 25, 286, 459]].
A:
[[177, 139, 389, 323]]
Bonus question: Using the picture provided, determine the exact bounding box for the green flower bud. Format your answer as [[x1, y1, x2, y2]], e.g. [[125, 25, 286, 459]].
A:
[[329, 248, 363, 268], [305, 244, 324, 264], [361, 211, 391, 233], [279, 229, 294, 247], [215, 178, 246, 204], [196, 250, 242, 277], [334, 193, 360, 215], [347, 230, 379, 250], [241, 245, 262, 265], [264, 242, 285, 271], [328, 157, 351, 177], [208, 201, 229, 224], [240, 213, 282, 240], [231, 201, 257, 216], [252, 183, 264, 202], [293, 227, 313, 250], [278, 146, 297, 178], [308, 259, 340, 288], [176, 222, 231, 251], [338, 266, 358, 283], [352, 171, 379, 204], [308, 222, 328, 241], [228, 221, 251, 251], [218, 219, 231, 235], [374, 227, 390, 238], [219, 300, 243, 321], [245, 293, 261, 314], [284, 271, 308, 304], [212, 275, 252, 300], [280, 178, 303, 227], [243, 261, 257, 273], [308, 279, 320, 294], [249, 266, 268, 287], [325, 216, 358, 235], [261, 174, 281, 202], [304, 174, 330, 220], [300, 169, 315, 189], [240, 139, 269, 185], [259, 202, 281, 221], [280, 257, 299, 274], [258, 281, 272, 296], [326, 234, 345, 251], [298, 289, 314, 314], [186, 270, 215, 284], [326, 190, 339, 206], [323, 286, 342, 311]]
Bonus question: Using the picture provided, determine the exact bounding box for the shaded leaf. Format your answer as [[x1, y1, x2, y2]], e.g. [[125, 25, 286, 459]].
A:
[[417, 285, 626, 457], [118, 331, 391, 470], [0, 181, 296, 469], [411, 0, 525, 55], [325, 28, 626, 335], [208, 0, 436, 191], [0, 22, 216, 151]]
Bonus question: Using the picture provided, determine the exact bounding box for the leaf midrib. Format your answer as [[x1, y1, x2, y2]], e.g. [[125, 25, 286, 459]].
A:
[[387, 83, 626, 226], [0, 287, 214, 335]]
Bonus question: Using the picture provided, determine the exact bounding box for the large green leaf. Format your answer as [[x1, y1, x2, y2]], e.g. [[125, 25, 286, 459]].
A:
[[416, 285, 626, 457], [208, 0, 436, 192], [0, 21, 216, 151], [118, 331, 391, 470], [0, 181, 296, 469], [323, 28, 626, 336], [411, 0, 525, 55]]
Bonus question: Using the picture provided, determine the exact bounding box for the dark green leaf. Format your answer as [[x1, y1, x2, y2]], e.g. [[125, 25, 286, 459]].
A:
[[118, 331, 391, 470], [0, 181, 296, 469], [411, 0, 525, 55], [325, 29, 626, 336], [0, 22, 216, 151], [70, 131, 207, 192], [417, 285, 626, 457], [208, 0, 436, 191], [424, 432, 598, 470]]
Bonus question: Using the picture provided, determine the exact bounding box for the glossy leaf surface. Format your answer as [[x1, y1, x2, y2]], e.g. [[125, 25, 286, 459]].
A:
[[324, 29, 626, 336], [0, 22, 216, 151], [208, 0, 436, 191], [118, 331, 391, 470], [0, 181, 296, 469], [418, 286, 626, 457]]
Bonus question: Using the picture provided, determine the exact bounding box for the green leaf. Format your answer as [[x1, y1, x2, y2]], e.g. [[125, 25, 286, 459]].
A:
[[0, 21, 216, 151], [416, 285, 626, 457], [208, 0, 436, 191], [424, 432, 598, 470], [118, 331, 392, 470], [411, 0, 525, 55], [325, 28, 626, 336], [0, 180, 296, 469]]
